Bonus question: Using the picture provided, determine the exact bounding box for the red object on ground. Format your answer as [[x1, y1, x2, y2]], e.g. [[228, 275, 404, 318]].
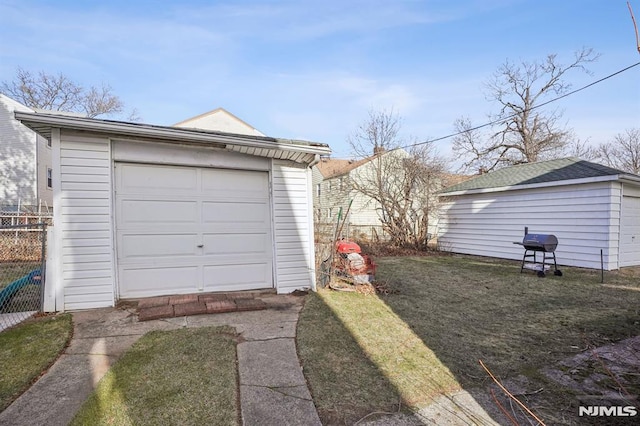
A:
[[332, 240, 376, 282], [336, 240, 361, 254]]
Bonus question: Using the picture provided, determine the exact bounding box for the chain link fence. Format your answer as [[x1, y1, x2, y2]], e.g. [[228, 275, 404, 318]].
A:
[[0, 223, 47, 332]]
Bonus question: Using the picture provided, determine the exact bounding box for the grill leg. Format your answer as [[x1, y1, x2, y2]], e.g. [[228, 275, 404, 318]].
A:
[[551, 252, 563, 276]]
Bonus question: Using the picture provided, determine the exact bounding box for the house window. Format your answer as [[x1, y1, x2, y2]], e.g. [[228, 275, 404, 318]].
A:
[[328, 181, 332, 191], [47, 168, 52, 189], [316, 183, 321, 197], [328, 208, 332, 218], [47, 138, 51, 147], [317, 208, 322, 219]]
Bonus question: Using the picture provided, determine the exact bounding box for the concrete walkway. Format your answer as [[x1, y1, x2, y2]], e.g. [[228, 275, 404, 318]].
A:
[[0, 293, 321, 426]]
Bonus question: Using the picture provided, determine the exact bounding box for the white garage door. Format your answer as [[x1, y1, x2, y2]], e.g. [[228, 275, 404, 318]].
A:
[[620, 195, 640, 267], [115, 163, 273, 298]]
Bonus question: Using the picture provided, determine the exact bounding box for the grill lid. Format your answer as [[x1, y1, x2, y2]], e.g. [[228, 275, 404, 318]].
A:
[[521, 234, 558, 252]]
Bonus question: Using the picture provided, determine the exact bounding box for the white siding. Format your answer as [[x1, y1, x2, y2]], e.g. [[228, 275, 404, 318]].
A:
[[620, 184, 640, 267], [438, 181, 621, 270], [58, 131, 114, 309], [35, 133, 53, 209], [272, 160, 314, 292], [0, 95, 37, 207]]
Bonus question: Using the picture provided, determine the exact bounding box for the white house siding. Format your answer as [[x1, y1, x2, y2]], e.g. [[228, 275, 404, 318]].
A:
[[438, 181, 621, 270], [58, 131, 114, 310], [0, 96, 37, 207], [272, 160, 315, 292], [35, 133, 53, 209]]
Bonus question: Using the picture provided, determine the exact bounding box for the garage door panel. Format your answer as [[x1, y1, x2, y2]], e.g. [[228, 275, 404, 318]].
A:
[[120, 234, 199, 258], [202, 169, 268, 194], [202, 201, 269, 224], [116, 163, 273, 297], [203, 263, 271, 292], [120, 266, 199, 298], [120, 200, 198, 224], [620, 196, 640, 267], [119, 163, 198, 193], [202, 233, 269, 255]]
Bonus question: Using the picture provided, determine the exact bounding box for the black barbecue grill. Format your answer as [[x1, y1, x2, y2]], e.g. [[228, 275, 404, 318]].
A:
[[514, 232, 562, 277]]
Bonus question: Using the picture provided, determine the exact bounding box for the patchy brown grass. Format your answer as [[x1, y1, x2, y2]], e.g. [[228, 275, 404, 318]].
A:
[[298, 254, 640, 425]]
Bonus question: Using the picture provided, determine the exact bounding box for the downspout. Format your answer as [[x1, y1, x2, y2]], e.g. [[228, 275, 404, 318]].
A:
[[309, 154, 321, 168]]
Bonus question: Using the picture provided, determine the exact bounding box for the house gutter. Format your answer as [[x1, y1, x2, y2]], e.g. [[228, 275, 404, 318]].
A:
[[439, 174, 626, 197], [15, 111, 332, 157], [619, 173, 640, 185]]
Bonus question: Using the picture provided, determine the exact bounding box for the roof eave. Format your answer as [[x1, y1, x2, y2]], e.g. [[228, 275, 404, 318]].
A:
[[14, 111, 332, 157], [439, 174, 622, 197]]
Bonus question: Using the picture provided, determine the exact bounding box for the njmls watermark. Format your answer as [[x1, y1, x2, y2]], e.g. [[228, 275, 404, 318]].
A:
[[578, 406, 638, 417]]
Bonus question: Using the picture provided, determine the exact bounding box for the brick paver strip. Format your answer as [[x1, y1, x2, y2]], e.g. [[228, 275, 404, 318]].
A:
[[235, 298, 267, 311], [206, 300, 238, 314], [138, 305, 174, 321], [174, 302, 208, 317], [199, 294, 228, 303], [168, 294, 199, 305], [137, 296, 169, 309]]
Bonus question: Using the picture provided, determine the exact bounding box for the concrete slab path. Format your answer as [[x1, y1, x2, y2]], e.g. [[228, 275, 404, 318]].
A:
[[0, 293, 321, 426]]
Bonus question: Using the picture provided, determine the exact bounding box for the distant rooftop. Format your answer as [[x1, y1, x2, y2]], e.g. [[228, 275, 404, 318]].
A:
[[441, 157, 638, 194]]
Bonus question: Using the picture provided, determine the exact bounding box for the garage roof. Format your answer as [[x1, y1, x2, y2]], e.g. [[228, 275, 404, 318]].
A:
[[441, 157, 640, 195], [15, 111, 331, 164]]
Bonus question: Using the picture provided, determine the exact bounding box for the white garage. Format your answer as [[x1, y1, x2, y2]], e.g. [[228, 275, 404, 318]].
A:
[[16, 111, 331, 311], [438, 157, 640, 270]]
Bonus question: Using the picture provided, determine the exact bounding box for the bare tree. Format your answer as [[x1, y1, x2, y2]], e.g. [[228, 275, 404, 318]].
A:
[[597, 128, 640, 174], [348, 110, 446, 249], [453, 48, 599, 173], [348, 108, 402, 157], [565, 139, 599, 161], [1, 67, 133, 119]]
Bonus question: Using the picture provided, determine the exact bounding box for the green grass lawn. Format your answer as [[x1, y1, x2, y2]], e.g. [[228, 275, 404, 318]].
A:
[[71, 326, 239, 426], [0, 314, 73, 412], [297, 254, 640, 425]]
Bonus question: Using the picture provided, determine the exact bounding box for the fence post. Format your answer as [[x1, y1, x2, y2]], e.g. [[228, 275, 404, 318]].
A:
[[43, 225, 57, 312]]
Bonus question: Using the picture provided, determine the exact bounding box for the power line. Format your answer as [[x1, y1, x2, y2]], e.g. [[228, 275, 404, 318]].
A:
[[395, 60, 640, 151]]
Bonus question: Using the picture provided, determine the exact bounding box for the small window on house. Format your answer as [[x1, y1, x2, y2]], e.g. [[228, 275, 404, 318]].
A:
[[328, 208, 332, 218], [328, 181, 332, 191], [47, 168, 52, 189], [317, 208, 322, 219], [316, 183, 321, 197], [47, 138, 51, 147]]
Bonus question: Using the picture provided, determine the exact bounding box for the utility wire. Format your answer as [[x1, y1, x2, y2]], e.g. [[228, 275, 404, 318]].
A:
[[390, 61, 640, 151]]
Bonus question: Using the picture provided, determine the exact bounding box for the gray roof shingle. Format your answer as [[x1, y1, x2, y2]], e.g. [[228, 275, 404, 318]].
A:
[[441, 157, 636, 194]]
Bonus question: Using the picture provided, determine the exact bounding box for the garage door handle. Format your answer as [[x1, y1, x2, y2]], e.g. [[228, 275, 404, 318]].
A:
[[197, 244, 204, 248]]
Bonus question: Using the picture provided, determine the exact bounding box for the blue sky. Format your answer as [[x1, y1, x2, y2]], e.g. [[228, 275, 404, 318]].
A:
[[1, 0, 638, 162]]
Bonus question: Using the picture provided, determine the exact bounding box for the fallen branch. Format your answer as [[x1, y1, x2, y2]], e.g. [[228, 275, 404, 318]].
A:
[[490, 387, 520, 426], [479, 359, 547, 426]]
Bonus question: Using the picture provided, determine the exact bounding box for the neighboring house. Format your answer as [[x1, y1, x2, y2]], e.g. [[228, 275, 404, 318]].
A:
[[312, 149, 450, 242], [312, 150, 397, 240], [438, 157, 640, 270], [16, 110, 330, 311], [0, 94, 53, 212], [174, 107, 265, 136]]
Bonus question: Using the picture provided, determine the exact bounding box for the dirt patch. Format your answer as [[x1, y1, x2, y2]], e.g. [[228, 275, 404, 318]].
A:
[[484, 335, 640, 425], [357, 242, 441, 257]]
